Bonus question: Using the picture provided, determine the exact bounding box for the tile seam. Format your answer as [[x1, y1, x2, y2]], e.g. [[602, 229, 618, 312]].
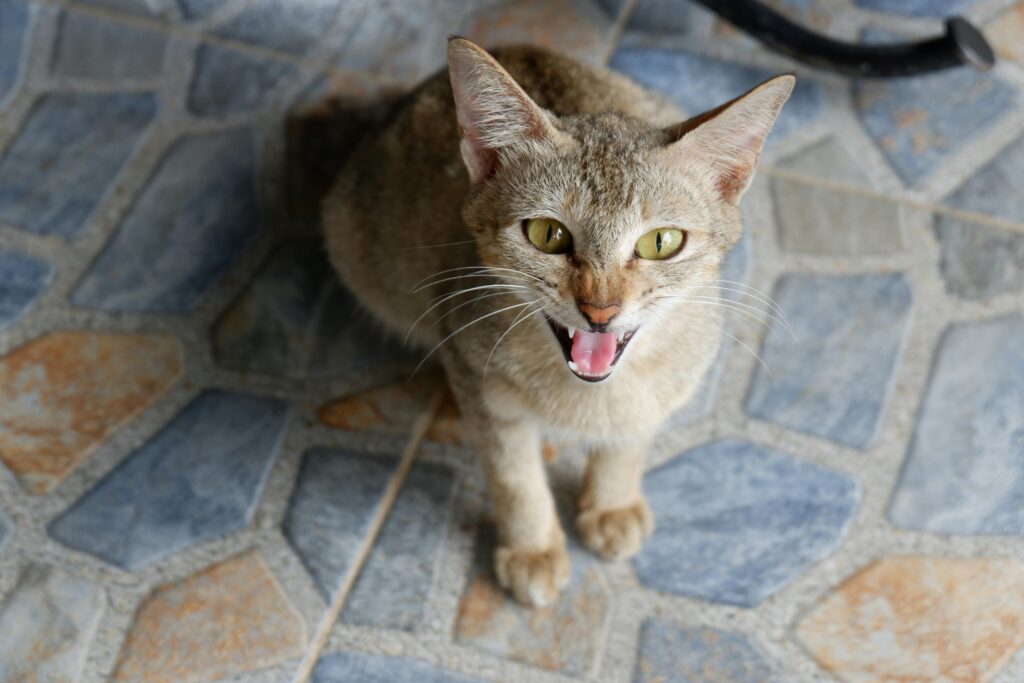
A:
[[290, 386, 446, 683]]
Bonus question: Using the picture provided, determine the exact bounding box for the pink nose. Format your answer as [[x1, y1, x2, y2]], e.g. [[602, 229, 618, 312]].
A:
[[578, 302, 620, 326]]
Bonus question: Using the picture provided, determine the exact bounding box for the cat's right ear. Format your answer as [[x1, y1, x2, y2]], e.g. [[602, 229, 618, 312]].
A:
[[447, 37, 562, 183]]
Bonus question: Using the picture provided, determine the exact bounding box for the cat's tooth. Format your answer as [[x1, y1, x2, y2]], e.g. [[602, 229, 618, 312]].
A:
[[568, 361, 579, 372], [616, 331, 625, 343], [567, 327, 576, 340]]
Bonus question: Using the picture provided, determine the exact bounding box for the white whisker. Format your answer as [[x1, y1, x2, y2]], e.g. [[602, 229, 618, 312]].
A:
[[412, 300, 537, 376], [484, 302, 549, 378], [406, 284, 529, 343]]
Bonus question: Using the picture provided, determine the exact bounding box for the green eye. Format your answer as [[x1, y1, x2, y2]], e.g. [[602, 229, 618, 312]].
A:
[[525, 218, 573, 254], [635, 228, 686, 260]]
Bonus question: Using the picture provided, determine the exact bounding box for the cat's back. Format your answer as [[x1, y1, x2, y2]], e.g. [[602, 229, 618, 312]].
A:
[[323, 45, 680, 339]]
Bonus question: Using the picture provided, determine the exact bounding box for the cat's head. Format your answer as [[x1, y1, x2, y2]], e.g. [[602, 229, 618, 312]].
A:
[[448, 38, 792, 383]]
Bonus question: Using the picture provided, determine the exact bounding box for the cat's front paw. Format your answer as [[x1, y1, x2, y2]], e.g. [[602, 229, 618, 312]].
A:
[[577, 499, 653, 561], [494, 543, 570, 607]]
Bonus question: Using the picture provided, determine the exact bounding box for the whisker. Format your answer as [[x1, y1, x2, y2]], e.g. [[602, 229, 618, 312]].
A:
[[484, 302, 549, 378], [654, 296, 773, 332], [680, 291, 797, 340], [412, 300, 537, 376], [435, 289, 528, 324], [406, 284, 529, 344], [413, 273, 534, 294], [412, 265, 541, 291], [719, 327, 775, 384]]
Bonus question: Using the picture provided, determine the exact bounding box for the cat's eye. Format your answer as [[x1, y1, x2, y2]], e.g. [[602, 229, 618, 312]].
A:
[[525, 218, 573, 254], [635, 228, 686, 260]]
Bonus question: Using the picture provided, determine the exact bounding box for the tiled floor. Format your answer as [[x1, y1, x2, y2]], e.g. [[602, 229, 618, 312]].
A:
[[1, 0, 1024, 681]]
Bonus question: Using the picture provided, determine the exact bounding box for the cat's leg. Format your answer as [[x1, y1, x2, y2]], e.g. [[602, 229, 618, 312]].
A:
[[455, 390, 569, 606], [481, 417, 569, 606], [577, 440, 653, 560]]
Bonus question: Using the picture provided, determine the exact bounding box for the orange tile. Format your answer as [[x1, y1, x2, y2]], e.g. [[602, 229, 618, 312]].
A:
[[113, 551, 306, 683], [0, 330, 183, 493], [988, 3, 1024, 64], [796, 556, 1024, 683]]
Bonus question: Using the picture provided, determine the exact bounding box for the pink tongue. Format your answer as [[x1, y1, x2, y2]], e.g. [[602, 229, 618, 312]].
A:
[[570, 330, 618, 376]]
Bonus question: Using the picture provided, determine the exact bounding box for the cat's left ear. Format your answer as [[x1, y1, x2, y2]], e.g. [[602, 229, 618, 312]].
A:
[[448, 37, 564, 184], [665, 74, 795, 205]]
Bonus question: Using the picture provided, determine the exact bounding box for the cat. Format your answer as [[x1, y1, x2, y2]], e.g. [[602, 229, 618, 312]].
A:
[[323, 37, 793, 607]]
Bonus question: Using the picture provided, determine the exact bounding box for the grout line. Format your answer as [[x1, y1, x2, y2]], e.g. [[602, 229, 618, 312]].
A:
[[599, 0, 639, 67], [290, 387, 447, 683], [760, 166, 1024, 236]]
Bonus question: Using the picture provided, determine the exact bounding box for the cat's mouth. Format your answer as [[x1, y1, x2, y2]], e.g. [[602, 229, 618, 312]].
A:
[[545, 317, 637, 382]]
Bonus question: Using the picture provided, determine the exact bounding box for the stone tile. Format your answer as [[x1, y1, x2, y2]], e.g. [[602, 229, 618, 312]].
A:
[[0, 92, 157, 238], [0, 249, 51, 330], [626, 0, 832, 44], [0, 0, 30, 103], [796, 556, 1024, 683], [934, 134, 1024, 299], [189, 44, 297, 116], [936, 220, 1024, 300], [212, 240, 415, 379], [634, 439, 859, 606], [633, 619, 783, 683], [0, 330, 183, 493], [312, 651, 485, 683], [852, 0, 977, 17], [342, 462, 456, 630], [214, 0, 341, 55], [889, 315, 1024, 534], [772, 138, 903, 255], [455, 516, 610, 676], [52, 10, 167, 80], [853, 31, 1019, 185], [112, 551, 306, 683], [72, 128, 259, 312], [0, 564, 106, 683], [0, 513, 8, 550], [178, 0, 222, 19], [49, 390, 289, 570], [609, 48, 825, 143], [988, 3, 1024, 65], [318, 376, 458, 443], [744, 273, 912, 449], [72, 0, 169, 17], [283, 448, 397, 599], [333, 0, 611, 86]]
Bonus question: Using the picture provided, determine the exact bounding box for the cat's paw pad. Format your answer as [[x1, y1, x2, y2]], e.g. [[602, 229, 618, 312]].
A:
[[493, 543, 570, 607], [577, 499, 654, 561]]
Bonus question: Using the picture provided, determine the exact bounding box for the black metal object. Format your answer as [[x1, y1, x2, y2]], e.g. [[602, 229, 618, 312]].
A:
[[691, 0, 995, 77]]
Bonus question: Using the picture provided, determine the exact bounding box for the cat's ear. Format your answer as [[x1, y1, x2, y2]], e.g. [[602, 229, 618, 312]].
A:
[[448, 37, 562, 183], [665, 74, 794, 204]]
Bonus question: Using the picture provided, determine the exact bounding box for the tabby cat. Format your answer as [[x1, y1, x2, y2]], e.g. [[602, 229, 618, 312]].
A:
[[324, 37, 793, 606]]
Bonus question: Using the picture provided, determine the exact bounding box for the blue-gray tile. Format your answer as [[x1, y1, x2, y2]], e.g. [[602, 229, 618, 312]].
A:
[[634, 439, 859, 606], [0, 92, 157, 238], [71, 0, 168, 17], [71, 127, 259, 312], [852, 0, 977, 17], [52, 10, 167, 79], [342, 462, 455, 630], [178, 0, 222, 19], [0, 249, 51, 329], [312, 651, 485, 683], [189, 44, 296, 116], [0, 0, 29, 103], [0, 565, 105, 683], [633, 619, 783, 683], [214, 0, 341, 55], [48, 390, 289, 570], [625, 0, 829, 37], [853, 30, 1019, 185], [889, 315, 1024, 534], [609, 48, 825, 143], [0, 512, 9, 550], [745, 273, 912, 449], [283, 448, 397, 600], [212, 240, 416, 379], [935, 134, 1024, 299]]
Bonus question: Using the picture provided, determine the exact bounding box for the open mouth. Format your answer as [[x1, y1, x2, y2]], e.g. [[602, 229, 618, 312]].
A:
[[545, 316, 637, 382]]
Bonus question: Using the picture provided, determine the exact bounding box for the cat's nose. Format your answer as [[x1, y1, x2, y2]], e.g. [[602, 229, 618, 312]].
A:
[[578, 301, 620, 327]]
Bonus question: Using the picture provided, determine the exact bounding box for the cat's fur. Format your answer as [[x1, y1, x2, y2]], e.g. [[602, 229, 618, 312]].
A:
[[323, 38, 793, 606]]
